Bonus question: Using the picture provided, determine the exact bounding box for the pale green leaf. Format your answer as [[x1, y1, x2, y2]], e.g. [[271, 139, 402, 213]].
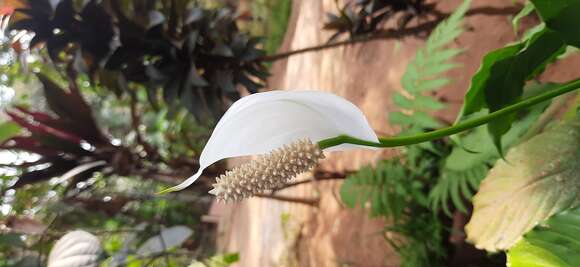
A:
[[392, 93, 446, 110], [423, 49, 463, 68], [421, 62, 461, 77], [508, 240, 569, 267], [465, 117, 580, 252], [508, 206, 580, 267], [412, 78, 450, 93], [410, 111, 444, 129]]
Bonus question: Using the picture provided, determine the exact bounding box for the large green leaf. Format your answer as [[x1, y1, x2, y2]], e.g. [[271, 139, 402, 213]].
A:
[[486, 30, 565, 153], [508, 206, 580, 267], [532, 0, 580, 47], [458, 28, 565, 154], [465, 117, 580, 252], [460, 44, 523, 116], [429, 103, 545, 215], [445, 103, 544, 171]]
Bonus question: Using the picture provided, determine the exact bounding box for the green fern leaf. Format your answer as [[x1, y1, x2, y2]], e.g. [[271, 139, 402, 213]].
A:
[[429, 165, 488, 216], [340, 159, 426, 221], [391, 0, 470, 131]]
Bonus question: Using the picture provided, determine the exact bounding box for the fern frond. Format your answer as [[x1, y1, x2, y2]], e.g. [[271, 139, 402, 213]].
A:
[[429, 164, 488, 216], [340, 158, 426, 222], [391, 0, 470, 131], [340, 157, 446, 266]]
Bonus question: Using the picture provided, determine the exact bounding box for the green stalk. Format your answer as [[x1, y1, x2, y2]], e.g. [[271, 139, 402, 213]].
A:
[[318, 79, 580, 149]]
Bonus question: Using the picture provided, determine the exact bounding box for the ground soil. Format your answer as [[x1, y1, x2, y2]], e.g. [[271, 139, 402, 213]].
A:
[[211, 0, 580, 266]]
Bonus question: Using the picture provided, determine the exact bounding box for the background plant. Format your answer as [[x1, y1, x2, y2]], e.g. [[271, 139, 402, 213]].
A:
[[338, 0, 580, 266]]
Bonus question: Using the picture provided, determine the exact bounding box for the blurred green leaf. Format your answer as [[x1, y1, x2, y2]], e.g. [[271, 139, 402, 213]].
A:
[[508, 206, 580, 267], [189, 252, 240, 267], [13, 256, 40, 267], [0, 233, 25, 248], [0, 121, 21, 143]]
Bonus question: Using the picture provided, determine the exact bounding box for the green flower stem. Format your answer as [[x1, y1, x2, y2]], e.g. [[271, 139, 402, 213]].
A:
[[318, 79, 580, 150]]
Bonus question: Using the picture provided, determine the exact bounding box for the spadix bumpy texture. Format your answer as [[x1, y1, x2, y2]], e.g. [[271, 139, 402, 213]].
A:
[[209, 139, 324, 201]]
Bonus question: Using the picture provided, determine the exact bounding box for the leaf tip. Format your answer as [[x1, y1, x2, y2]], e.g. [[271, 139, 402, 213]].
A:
[[156, 187, 178, 195]]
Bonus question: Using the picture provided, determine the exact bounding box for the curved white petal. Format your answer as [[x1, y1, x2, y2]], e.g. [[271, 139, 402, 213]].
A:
[[166, 90, 378, 192]]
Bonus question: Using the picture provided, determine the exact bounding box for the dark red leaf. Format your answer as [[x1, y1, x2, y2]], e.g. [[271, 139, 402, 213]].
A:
[[6, 110, 83, 144], [14, 106, 55, 122], [0, 136, 51, 154], [13, 106, 109, 147], [35, 74, 109, 145]]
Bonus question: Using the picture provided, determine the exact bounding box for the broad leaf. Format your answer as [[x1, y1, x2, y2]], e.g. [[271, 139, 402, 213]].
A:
[[531, 0, 580, 47], [460, 44, 523, 116], [465, 116, 580, 252], [445, 104, 543, 172], [429, 103, 545, 214], [458, 29, 565, 154], [508, 206, 580, 267]]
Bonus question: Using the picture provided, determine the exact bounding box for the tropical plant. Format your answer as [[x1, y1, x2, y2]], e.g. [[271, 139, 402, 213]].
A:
[[339, 0, 580, 265], [8, 0, 269, 120], [324, 0, 434, 42]]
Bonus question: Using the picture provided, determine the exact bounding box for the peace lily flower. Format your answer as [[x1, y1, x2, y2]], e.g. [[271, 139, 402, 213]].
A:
[[162, 90, 379, 201]]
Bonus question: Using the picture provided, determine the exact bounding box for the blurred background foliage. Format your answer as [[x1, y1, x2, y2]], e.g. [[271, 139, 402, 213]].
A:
[[0, 0, 291, 265]]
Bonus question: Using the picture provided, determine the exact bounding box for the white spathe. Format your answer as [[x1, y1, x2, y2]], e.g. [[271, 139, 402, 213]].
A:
[[167, 90, 379, 192]]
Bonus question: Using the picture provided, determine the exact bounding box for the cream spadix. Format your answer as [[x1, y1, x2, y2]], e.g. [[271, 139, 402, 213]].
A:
[[162, 90, 379, 198]]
